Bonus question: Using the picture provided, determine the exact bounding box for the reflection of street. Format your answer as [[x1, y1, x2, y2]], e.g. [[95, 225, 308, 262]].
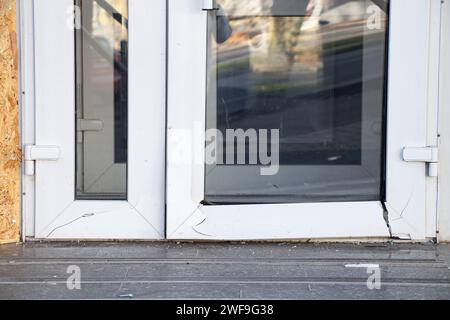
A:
[[213, 1, 387, 165], [206, 0, 389, 203]]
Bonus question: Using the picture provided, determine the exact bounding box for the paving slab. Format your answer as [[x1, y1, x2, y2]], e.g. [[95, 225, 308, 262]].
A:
[[0, 242, 449, 299]]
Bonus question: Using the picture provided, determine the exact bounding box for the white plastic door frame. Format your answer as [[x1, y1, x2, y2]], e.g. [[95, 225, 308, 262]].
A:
[[438, 0, 450, 242], [166, 0, 436, 241], [30, 0, 166, 239], [19, 0, 37, 239], [425, 0, 442, 240]]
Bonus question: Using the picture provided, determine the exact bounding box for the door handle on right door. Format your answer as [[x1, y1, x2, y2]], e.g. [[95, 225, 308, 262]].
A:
[[402, 146, 439, 177]]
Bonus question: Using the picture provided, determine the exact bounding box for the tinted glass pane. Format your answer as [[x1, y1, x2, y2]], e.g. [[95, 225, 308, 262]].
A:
[[75, 0, 128, 200], [205, 0, 389, 204]]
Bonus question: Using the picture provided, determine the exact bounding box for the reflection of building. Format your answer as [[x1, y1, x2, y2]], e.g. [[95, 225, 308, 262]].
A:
[[92, 0, 128, 50]]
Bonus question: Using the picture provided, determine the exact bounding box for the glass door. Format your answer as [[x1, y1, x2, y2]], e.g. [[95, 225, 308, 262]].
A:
[[167, 0, 433, 240], [33, 0, 166, 239], [204, 0, 386, 205]]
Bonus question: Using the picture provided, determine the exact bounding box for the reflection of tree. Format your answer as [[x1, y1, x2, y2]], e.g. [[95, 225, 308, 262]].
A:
[[266, 0, 388, 70], [271, 17, 305, 65]]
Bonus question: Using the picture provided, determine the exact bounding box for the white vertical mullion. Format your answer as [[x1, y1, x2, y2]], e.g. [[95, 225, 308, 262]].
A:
[[127, 0, 166, 236], [386, 0, 431, 240], [167, 0, 208, 237], [438, 0, 450, 242], [425, 0, 442, 239]]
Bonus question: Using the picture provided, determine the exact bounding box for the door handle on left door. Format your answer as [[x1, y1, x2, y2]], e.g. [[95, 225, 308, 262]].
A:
[[77, 119, 104, 132], [24, 145, 60, 176]]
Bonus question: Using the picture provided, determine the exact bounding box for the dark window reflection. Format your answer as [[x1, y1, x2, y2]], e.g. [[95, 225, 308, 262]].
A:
[[205, 0, 389, 204]]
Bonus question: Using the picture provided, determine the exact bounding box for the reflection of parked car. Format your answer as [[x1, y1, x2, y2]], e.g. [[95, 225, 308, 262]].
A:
[[212, 0, 388, 163], [302, 0, 380, 31]]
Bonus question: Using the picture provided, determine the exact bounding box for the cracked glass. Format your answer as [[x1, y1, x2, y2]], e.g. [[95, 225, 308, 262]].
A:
[[205, 0, 389, 204]]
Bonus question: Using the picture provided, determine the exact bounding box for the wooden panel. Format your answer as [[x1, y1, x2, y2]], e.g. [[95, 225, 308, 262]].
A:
[[0, 0, 20, 244]]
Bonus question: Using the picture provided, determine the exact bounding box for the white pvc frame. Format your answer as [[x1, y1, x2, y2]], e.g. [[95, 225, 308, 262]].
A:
[[28, 0, 166, 239], [19, 0, 36, 239], [166, 0, 436, 241], [437, 0, 450, 242], [20, 0, 439, 241]]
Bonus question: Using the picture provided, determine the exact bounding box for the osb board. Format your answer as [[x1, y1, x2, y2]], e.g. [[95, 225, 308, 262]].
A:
[[0, 0, 20, 244]]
